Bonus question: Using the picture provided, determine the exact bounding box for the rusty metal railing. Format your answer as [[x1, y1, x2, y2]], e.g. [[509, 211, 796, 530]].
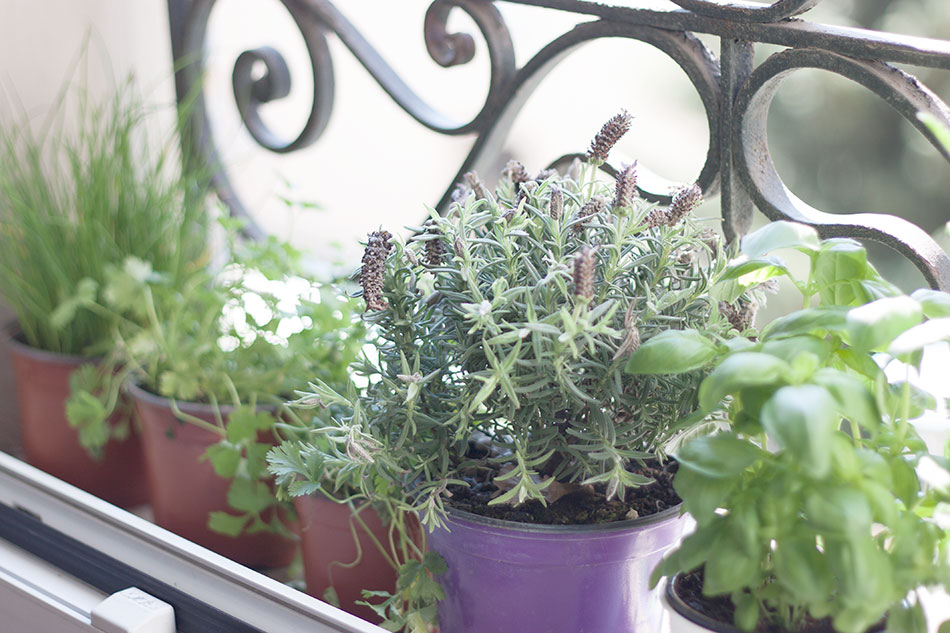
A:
[[165, 0, 950, 289]]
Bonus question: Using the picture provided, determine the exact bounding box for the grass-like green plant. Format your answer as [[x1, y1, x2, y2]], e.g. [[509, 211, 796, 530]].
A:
[[639, 222, 950, 633], [0, 75, 207, 354]]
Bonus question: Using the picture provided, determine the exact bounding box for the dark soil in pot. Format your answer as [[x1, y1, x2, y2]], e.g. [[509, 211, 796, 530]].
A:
[[670, 570, 886, 633], [446, 460, 680, 524]]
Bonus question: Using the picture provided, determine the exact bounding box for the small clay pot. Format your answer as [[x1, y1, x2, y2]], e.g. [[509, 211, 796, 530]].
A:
[[130, 382, 296, 569], [295, 494, 399, 622], [8, 336, 148, 507]]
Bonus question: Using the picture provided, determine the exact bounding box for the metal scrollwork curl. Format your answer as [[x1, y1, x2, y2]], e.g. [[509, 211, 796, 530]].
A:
[[177, 0, 517, 233], [437, 20, 724, 210], [669, 0, 822, 23], [733, 47, 950, 289], [185, 0, 334, 155]]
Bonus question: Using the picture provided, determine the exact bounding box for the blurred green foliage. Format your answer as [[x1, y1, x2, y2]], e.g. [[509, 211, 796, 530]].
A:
[[768, 0, 950, 288]]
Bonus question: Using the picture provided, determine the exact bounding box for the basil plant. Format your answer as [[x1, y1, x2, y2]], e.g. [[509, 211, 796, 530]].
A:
[[635, 221, 950, 633]]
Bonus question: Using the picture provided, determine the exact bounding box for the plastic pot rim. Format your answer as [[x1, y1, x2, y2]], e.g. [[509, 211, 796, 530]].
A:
[[6, 329, 100, 365], [126, 380, 279, 417], [664, 573, 741, 633], [440, 499, 683, 534], [663, 573, 887, 633]]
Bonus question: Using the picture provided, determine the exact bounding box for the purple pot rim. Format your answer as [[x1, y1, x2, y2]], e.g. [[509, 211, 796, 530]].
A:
[[442, 500, 683, 534], [664, 573, 886, 633], [127, 380, 278, 417], [6, 330, 100, 365]]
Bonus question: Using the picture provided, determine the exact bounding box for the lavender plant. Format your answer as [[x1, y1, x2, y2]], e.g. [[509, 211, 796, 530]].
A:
[[269, 113, 752, 532]]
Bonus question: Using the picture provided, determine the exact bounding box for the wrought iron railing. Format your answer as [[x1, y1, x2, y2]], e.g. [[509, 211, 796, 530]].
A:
[[166, 0, 950, 289]]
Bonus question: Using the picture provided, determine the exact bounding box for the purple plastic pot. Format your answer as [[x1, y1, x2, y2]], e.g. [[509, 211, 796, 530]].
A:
[[428, 504, 685, 633]]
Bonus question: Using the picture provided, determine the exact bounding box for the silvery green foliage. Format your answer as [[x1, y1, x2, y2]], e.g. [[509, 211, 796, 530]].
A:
[[272, 165, 742, 530]]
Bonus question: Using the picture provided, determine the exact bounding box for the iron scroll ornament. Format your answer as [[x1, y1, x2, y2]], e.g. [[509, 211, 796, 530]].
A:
[[733, 47, 950, 290], [174, 0, 516, 236], [166, 0, 950, 289], [668, 0, 822, 23]]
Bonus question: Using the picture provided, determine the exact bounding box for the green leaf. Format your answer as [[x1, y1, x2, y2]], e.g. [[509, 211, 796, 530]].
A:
[[740, 221, 820, 258], [650, 523, 721, 588], [773, 536, 833, 603], [703, 529, 760, 595], [861, 480, 898, 525], [322, 586, 340, 608], [720, 257, 790, 286], [699, 352, 790, 412], [244, 442, 272, 480], [227, 478, 273, 513], [887, 602, 926, 633], [203, 443, 241, 478], [912, 288, 950, 318], [226, 407, 274, 444], [761, 306, 848, 340], [845, 296, 923, 353], [422, 551, 448, 576], [673, 467, 736, 525], [761, 385, 836, 478], [288, 480, 323, 496], [158, 370, 200, 401], [805, 486, 872, 538], [50, 277, 99, 329], [888, 318, 950, 357], [811, 368, 881, 432], [890, 457, 920, 506], [207, 511, 250, 537], [826, 538, 893, 628], [676, 434, 763, 479], [65, 391, 106, 431], [814, 239, 868, 305], [760, 335, 832, 365], [469, 375, 498, 411], [732, 591, 760, 632], [625, 329, 719, 375]]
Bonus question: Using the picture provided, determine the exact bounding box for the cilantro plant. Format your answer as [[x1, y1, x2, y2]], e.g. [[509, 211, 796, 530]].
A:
[[60, 217, 364, 536], [637, 222, 950, 633]]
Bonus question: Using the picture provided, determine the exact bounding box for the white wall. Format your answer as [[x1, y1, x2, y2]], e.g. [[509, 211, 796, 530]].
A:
[[0, 0, 176, 452]]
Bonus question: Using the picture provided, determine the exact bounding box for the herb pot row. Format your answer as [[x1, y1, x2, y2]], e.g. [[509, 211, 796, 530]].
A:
[[8, 337, 387, 599]]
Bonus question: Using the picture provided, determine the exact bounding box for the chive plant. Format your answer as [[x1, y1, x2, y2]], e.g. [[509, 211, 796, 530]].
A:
[[0, 75, 207, 354]]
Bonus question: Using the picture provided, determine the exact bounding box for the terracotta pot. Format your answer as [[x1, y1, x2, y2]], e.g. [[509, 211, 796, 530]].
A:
[[294, 494, 399, 623], [294, 496, 404, 623], [8, 336, 148, 507], [129, 382, 296, 569]]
